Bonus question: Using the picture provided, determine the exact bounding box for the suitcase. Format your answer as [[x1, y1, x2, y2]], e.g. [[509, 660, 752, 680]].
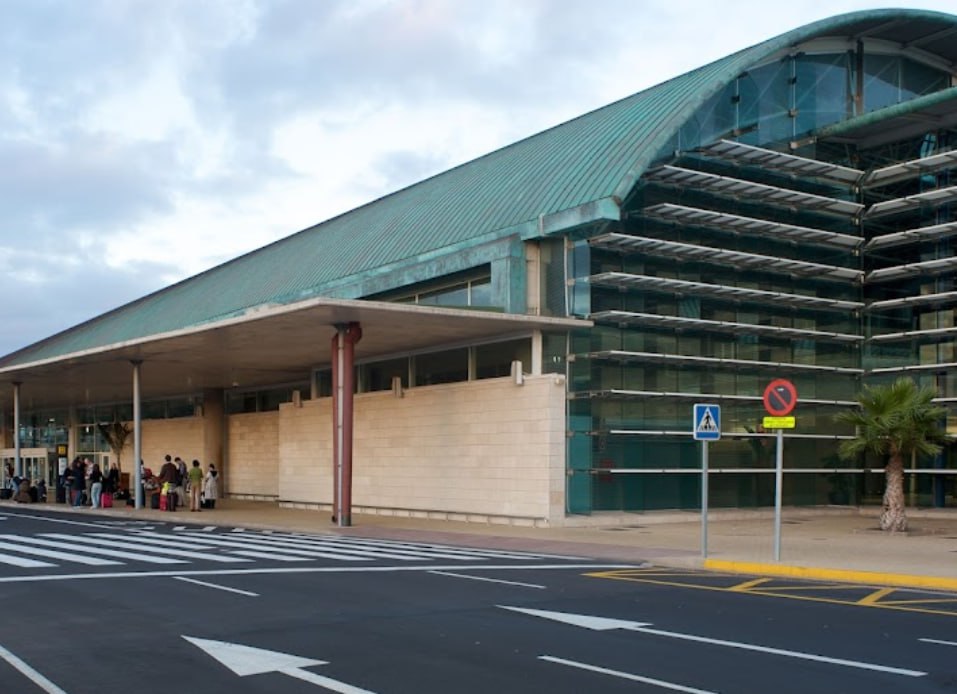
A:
[[165, 492, 177, 512], [101, 493, 113, 509], [150, 493, 160, 510]]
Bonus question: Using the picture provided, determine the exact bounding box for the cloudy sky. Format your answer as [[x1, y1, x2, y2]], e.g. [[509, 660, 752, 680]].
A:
[[1, 0, 955, 356]]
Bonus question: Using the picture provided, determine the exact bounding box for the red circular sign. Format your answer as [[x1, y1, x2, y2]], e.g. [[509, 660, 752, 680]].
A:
[[763, 379, 797, 416]]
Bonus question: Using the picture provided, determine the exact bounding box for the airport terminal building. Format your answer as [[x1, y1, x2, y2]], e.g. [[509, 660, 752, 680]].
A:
[[2, 9, 957, 524]]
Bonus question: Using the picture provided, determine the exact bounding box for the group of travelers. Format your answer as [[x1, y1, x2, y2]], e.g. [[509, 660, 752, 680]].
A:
[[63, 457, 120, 508], [3, 464, 46, 503], [144, 454, 218, 511], [4, 454, 220, 512]]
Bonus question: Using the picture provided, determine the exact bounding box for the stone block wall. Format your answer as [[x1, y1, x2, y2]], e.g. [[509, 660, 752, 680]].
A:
[[278, 374, 567, 524]]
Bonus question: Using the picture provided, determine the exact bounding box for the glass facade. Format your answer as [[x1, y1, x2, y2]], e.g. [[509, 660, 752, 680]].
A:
[[667, 44, 951, 154], [567, 41, 957, 513]]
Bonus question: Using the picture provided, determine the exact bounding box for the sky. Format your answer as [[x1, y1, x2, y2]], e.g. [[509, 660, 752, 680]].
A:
[[1, 0, 955, 357]]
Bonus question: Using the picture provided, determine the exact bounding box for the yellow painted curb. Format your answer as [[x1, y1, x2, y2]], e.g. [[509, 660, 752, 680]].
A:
[[704, 559, 957, 593]]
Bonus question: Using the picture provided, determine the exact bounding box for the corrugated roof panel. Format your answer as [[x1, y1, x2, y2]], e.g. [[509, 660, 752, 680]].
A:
[[4, 9, 956, 366]]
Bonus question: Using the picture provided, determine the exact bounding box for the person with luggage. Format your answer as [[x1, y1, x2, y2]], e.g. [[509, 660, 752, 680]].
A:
[[188, 460, 204, 511], [89, 463, 104, 508], [157, 455, 179, 510]]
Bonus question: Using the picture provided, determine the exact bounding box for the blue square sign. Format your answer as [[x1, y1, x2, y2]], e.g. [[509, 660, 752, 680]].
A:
[[693, 404, 721, 441]]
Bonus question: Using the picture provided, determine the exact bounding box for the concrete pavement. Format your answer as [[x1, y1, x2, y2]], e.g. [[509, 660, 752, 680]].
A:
[[5, 498, 956, 591]]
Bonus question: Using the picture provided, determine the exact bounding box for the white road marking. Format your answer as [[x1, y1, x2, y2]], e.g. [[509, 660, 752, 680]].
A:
[[75, 533, 250, 563], [131, 531, 370, 561], [173, 576, 259, 596], [0, 534, 186, 565], [185, 636, 376, 693], [181, 532, 455, 561], [0, 512, 138, 530], [428, 570, 545, 589], [541, 656, 717, 694], [229, 551, 313, 562], [0, 563, 633, 583], [0, 553, 54, 568], [0, 643, 69, 694], [0, 539, 119, 566], [502, 606, 927, 678], [920, 638, 957, 647], [323, 534, 584, 560]]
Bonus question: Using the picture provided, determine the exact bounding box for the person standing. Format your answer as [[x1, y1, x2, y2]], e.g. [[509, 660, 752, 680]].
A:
[[83, 458, 94, 506], [70, 459, 86, 507], [89, 463, 103, 508], [175, 457, 188, 504], [188, 460, 203, 511], [202, 463, 219, 510], [105, 463, 120, 496], [157, 455, 178, 510]]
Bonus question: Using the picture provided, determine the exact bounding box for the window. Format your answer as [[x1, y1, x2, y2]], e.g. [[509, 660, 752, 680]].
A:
[[475, 339, 531, 379], [413, 348, 468, 386]]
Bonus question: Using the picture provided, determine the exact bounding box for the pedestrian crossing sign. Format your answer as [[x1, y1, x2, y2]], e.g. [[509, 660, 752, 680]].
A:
[[693, 404, 721, 441]]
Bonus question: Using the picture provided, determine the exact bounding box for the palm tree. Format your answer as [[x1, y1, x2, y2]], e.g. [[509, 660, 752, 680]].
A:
[[835, 378, 946, 532], [97, 418, 133, 474]]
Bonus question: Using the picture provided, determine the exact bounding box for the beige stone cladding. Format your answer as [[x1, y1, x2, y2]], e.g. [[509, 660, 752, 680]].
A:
[[139, 417, 204, 474], [227, 411, 279, 498], [278, 374, 567, 523], [278, 397, 331, 505]]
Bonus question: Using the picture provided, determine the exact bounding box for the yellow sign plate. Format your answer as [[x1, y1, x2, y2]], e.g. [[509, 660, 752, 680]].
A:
[[763, 416, 795, 429]]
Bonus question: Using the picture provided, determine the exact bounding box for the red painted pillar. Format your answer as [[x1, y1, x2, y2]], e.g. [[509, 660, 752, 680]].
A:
[[331, 322, 362, 526]]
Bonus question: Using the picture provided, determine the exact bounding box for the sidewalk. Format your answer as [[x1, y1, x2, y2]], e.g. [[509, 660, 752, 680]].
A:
[[6, 499, 957, 591]]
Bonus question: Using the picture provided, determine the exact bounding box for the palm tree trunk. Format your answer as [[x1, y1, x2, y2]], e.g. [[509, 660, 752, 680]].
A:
[[880, 452, 907, 532]]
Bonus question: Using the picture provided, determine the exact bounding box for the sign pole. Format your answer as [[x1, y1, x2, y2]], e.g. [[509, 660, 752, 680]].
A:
[[701, 440, 709, 558], [762, 378, 796, 563], [693, 403, 720, 559], [773, 427, 783, 561]]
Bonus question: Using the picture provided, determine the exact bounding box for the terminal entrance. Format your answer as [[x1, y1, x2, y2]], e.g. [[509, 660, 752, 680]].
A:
[[1, 448, 55, 490]]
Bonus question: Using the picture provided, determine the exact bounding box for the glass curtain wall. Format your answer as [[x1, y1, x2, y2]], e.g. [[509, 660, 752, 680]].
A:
[[566, 43, 955, 513]]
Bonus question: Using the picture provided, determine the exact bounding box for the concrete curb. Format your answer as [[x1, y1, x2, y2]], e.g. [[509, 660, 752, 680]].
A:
[[704, 559, 957, 593]]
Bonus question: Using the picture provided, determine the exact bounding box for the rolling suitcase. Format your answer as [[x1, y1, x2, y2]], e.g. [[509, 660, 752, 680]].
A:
[[101, 493, 113, 508]]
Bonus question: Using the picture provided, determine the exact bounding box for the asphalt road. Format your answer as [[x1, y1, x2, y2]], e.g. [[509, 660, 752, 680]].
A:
[[0, 507, 954, 693]]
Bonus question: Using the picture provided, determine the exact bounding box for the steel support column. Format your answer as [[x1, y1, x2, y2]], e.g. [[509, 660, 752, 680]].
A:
[[12, 382, 21, 477], [132, 360, 143, 509], [331, 322, 362, 527]]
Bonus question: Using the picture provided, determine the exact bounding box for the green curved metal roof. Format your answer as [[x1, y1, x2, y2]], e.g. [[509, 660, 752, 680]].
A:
[[5, 8, 957, 367]]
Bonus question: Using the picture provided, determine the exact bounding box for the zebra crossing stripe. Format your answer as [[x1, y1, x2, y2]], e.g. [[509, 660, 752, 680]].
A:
[[319, 535, 584, 561], [0, 552, 54, 568], [61, 533, 252, 564], [129, 531, 369, 562], [179, 532, 436, 561], [0, 539, 119, 566], [0, 534, 186, 565], [241, 534, 502, 562], [228, 551, 312, 562]]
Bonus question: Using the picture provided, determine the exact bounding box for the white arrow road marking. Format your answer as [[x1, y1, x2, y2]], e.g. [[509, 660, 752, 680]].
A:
[[920, 638, 957, 647], [184, 636, 378, 693], [540, 656, 717, 694], [500, 607, 927, 678], [0, 643, 69, 694]]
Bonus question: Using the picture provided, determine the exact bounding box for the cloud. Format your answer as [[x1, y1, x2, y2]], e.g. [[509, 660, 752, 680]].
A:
[[1, 0, 956, 357]]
